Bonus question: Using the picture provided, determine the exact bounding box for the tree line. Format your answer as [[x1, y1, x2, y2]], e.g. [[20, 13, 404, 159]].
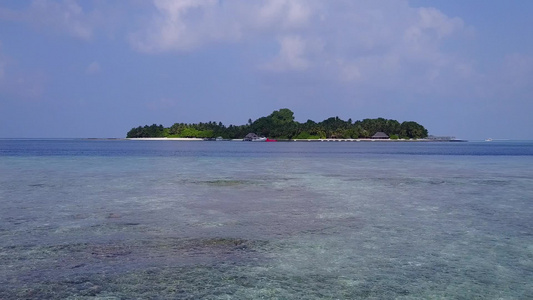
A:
[[126, 108, 428, 139]]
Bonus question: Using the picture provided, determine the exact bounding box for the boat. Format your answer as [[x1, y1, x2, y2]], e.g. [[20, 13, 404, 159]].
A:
[[203, 136, 228, 141], [251, 137, 267, 142], [243, 133, 267, 141], [243, 133, 276, 142], [485, 138, 493, 142]]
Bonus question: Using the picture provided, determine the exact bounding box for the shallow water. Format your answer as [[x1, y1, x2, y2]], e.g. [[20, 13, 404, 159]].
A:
[[1, 140, 532, 299]]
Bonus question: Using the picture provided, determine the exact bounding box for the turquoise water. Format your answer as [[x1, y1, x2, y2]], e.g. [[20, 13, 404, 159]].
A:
[[1, 140, 532, 299]]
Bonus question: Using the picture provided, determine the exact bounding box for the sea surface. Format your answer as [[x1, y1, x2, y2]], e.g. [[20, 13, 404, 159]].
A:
[[0, 139, 532, 299]]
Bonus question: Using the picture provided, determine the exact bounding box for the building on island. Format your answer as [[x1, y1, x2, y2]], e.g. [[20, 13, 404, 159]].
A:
[[243, 133, 259, 141], [372, 132, 389, 139]]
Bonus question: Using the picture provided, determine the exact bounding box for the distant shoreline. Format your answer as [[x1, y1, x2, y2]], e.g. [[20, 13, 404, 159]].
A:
[[126, 137, 204, 141], [124, 137, 467, 142]]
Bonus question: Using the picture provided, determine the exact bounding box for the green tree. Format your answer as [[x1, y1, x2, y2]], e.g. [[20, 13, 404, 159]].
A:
[[400, 121, 428, 139], [126, 108, 430, 140]]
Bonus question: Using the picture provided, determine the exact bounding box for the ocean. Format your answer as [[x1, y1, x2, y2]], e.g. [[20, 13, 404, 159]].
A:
[[0, 139, 532, 299]]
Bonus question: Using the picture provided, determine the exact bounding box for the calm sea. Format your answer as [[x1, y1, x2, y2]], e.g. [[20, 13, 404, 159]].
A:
[[1, 140, 532, 299]]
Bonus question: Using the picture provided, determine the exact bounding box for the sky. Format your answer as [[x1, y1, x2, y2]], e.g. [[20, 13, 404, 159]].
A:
[[0, 0, 532, 140]]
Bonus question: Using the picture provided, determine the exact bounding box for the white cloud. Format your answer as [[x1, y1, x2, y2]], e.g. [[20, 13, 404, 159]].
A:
[[0, 1, 487, 100], [128, 0, 473, 93], [338, 62, 362, 82], [130, 0, 242, 52], [417, 7, 464, 38], [256, 0, 314, 29], [320, 4, 469, 92], [33, 0, 93, 39], [0, 0, 96, 40], [261, 35, 318, 72], [130, 0, 322, 53]]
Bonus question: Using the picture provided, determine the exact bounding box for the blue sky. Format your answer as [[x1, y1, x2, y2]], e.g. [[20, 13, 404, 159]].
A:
[[0, 0, 532, 139]]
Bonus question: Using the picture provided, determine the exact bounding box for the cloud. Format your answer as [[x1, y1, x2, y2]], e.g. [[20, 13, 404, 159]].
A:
[[32, 0, 93, 39], [1, 0, 484, 103], [130, 0, 242, 52], [4, 2, 524, 106], [416, 7, 464, 39], [129, 0, 321, 53], [251, 1, 472, 98], [129, 1, 472, 92], [0, 0, 96, 40], [86, 61, 101, 75], [255, 0, 314, 29], [261, 36, 318, 72]]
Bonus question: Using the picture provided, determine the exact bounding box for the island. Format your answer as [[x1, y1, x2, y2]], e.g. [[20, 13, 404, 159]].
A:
[[126, 108, 428, 140]]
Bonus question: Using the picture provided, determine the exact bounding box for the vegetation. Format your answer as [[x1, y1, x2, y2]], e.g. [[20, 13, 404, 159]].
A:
[[126, 108, 428, 139]]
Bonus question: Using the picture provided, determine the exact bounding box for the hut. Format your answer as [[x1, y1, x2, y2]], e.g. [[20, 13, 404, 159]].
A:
[[371, 132, 389, 139], [243, 133, 259, 141]]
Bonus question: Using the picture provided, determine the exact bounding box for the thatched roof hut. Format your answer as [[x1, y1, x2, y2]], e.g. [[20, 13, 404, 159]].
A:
[[372, 132, 389, 139], [243, 133, 259, 141]]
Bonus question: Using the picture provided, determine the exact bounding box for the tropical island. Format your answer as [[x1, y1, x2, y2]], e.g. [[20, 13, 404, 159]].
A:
[[126, 108, 428, 140]]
